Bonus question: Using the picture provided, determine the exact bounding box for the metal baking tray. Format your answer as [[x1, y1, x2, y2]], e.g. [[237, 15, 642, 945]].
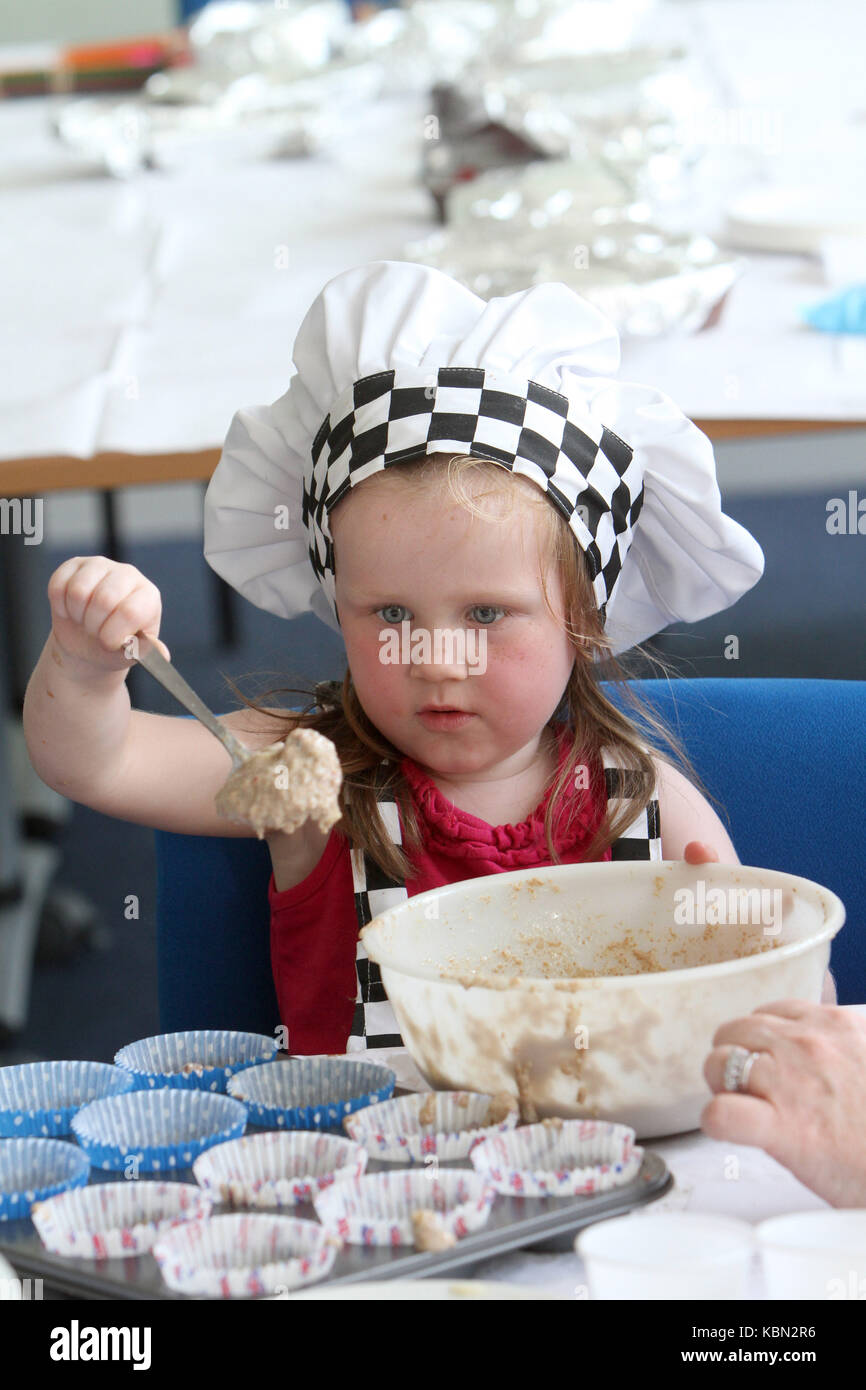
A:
[[0, 1146, 671, 1299]]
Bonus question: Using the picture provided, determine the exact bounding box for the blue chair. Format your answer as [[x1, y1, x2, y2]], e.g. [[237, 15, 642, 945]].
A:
[[155, 678, 866, 1031]]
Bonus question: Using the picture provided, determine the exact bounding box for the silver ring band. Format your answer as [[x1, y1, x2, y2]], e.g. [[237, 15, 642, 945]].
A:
[[723, 1045, 761, 1094]]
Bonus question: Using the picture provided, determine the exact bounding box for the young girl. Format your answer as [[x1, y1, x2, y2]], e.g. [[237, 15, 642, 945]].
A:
[[24, 259, 778, 1057]]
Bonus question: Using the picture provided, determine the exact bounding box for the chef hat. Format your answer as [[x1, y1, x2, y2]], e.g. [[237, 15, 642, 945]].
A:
[[203, 260, 764, 655]]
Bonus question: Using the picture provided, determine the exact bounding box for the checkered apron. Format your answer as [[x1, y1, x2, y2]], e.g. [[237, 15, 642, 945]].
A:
[[345, 747, 662, 1052]]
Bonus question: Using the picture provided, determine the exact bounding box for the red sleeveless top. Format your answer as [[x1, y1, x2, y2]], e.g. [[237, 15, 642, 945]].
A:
[[267, 721, 610, 1054]]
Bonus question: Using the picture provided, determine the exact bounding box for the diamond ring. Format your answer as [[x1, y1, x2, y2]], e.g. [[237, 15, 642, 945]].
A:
[[723, 1045, 761, 1094]]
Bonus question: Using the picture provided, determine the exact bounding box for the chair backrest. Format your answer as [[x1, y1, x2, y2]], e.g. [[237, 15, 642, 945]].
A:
[[155, 678, 865, 1030]]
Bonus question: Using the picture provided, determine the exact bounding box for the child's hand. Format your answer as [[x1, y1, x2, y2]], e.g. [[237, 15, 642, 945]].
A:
[[683, 841, 720, 864], [47, 556, 170, 677], [685, 840, 834, 1003]]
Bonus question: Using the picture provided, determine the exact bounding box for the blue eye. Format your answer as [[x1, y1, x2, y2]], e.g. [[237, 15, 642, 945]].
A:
[[375, 605, 506, 624], [471, 606, 505, 625]]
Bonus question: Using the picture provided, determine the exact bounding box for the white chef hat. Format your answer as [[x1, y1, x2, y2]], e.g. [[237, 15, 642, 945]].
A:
[[203, 260, 764, 656]]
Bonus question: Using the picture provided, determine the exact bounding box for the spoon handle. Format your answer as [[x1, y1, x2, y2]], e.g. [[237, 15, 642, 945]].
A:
[[134, 634, 247, 766]]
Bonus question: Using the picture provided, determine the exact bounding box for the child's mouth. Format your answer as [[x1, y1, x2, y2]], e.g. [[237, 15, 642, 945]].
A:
[[417, 709, 475, 729]]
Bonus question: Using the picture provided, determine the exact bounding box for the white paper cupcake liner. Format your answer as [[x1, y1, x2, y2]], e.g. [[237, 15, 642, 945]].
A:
[[343, 1090, 520, 1164], [312, 1169, 496, 1247], [0, 1138, 90, 1222], [31, 1181, 213, 1258], [227, 1057, 394, 1131], [71, 1088, 247, 1172], [0, 1061, 136, 1138], [192, 1131, 368, 1209], [153, 1213, 339, 1297], [114, 1031, 278, 1092], [469, 1120, 643, 1197]]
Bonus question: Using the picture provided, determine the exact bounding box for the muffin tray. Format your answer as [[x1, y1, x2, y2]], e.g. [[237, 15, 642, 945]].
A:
[[0, 1134, 671, 1299]]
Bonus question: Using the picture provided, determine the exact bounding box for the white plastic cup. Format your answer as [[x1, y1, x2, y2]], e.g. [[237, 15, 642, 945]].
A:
[[757, 1211, 866, 1300], [576, 1212, 755, 1300]]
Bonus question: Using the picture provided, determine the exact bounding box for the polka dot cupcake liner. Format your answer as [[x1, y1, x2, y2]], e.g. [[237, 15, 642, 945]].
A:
[[312, 1169, 496, 1247], [192, 1130, 368, 1210], [114, 1031, 279, 1093], [469, 1119, 644, 1197], [343, 1090, 520, 1164], [0, 1138, 90, 1222], [226, 1057, 395, 1132], [31, 1181, 213, 1258], [153, 1214, 339, 1298], [0, 1061, 135, 1137], [70, 1088, 247, 1172]]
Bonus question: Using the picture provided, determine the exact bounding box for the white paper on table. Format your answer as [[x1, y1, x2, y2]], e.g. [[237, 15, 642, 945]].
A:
[[0, 91, 432, 463], [0, 323, 120, 460], [820, 235, 866, 288]]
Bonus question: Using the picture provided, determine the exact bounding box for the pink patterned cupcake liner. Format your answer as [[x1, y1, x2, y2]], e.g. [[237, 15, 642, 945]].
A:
[[343, 1090, 519, 1164], [312, 1169, 496, 1247], [470, 1119, 643, 1197], [192, 1130, 368, 1209], [31, 1181, 213, 1258], [153, 1214, 339, 1298]]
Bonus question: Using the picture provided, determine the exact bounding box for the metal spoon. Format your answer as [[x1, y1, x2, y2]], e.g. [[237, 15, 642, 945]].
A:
[[133, 632, 249, 770]]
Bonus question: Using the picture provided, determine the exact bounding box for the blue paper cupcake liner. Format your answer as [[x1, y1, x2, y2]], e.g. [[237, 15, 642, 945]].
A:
[[0, 1138, 90, 1222], [71, 1088, 247, 1172], [0, 1061, 135, 1137], [227, 1058, 395, 1132], [114, 1031, 279, 1093]]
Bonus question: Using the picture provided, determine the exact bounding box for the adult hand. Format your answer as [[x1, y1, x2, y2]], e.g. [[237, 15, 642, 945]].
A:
[[702, 1000, 866, 1207]]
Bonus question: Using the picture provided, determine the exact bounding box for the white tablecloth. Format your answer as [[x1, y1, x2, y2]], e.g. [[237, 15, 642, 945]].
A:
[[3, 0, 866, 473]]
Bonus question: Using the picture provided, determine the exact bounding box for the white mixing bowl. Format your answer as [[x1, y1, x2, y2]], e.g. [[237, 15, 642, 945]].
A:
[[361, 860, 844, 1138]]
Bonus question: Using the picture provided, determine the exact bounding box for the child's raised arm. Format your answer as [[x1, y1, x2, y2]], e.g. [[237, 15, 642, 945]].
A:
[[23, 556, 298, 837]]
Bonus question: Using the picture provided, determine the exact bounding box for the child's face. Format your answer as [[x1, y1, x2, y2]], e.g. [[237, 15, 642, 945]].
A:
[[330, 475, 576, 776]]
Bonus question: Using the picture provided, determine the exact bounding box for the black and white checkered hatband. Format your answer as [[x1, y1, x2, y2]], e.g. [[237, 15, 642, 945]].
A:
[[303, 367, 645, 629]]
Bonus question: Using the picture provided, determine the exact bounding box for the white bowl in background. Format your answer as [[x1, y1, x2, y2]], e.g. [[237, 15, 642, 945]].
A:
[[361, 860, 844, 1138], [757, 1212, 866, 1300], [577, 1212, 755, 1300]]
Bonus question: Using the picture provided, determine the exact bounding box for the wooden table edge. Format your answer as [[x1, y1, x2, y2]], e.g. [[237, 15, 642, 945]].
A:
[[1, 421, 865, 495]]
